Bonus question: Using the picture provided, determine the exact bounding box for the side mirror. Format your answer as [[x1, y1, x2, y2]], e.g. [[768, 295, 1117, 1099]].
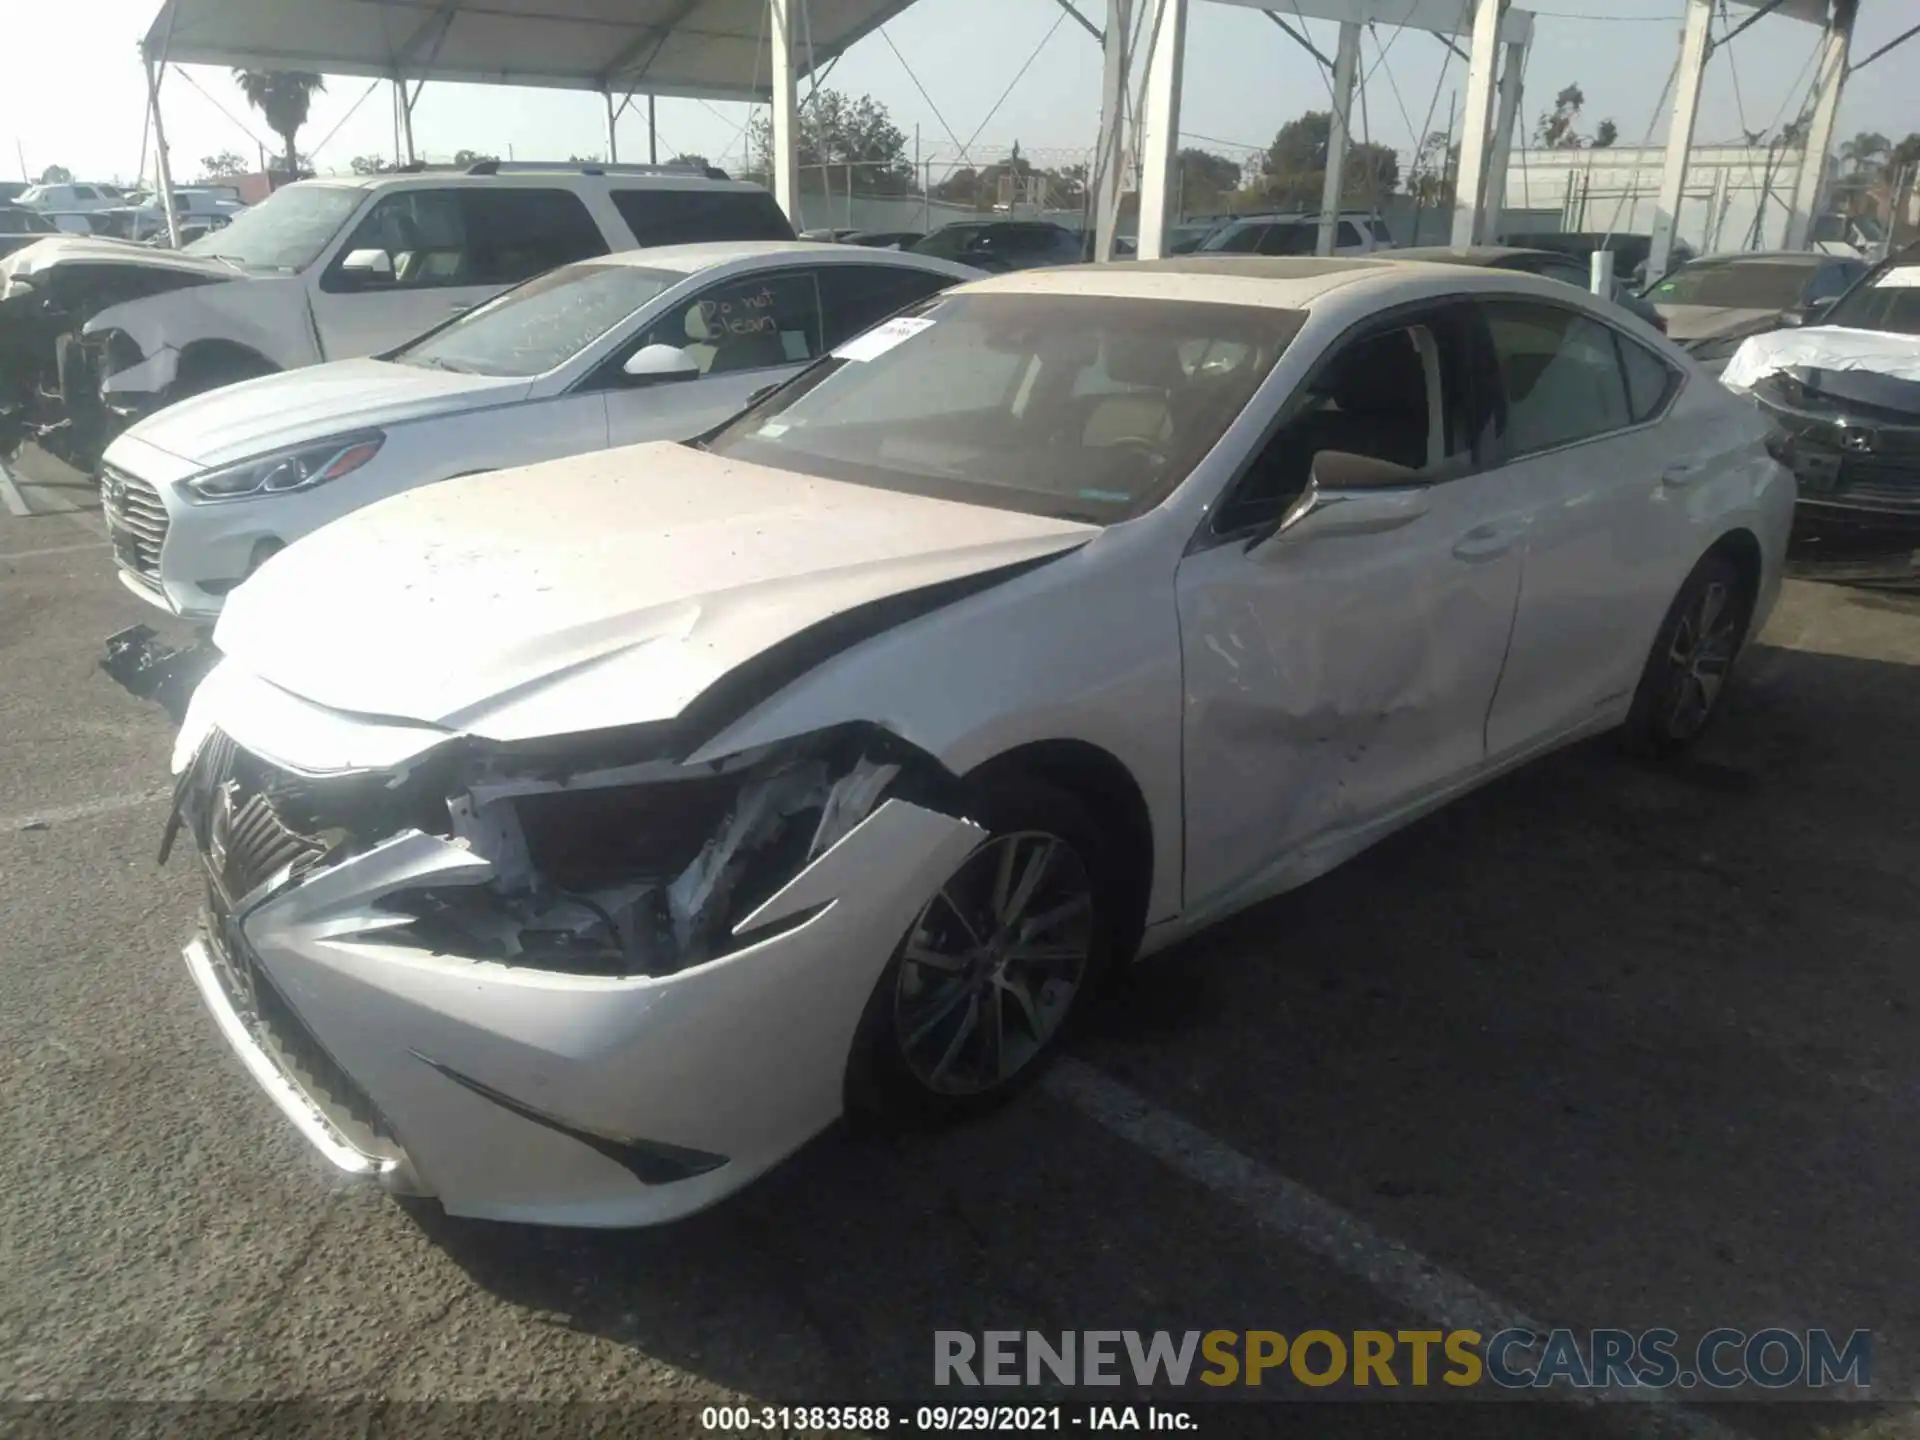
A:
[[1780, 295, 1836, 329], [622, 342, 702, 383], [1254, 451, 1430, 556], [340, 248, 393, 283]]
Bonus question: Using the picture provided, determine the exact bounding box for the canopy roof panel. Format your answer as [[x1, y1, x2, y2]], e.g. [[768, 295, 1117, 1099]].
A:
[[142, 0, 920, 102]]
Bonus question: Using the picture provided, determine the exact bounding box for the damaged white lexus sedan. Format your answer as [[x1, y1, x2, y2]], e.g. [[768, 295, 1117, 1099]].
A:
[[168, 257, 1793, 1226]]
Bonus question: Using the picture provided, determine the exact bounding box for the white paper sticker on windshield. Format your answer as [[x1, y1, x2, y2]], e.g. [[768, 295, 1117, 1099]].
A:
[[832, 315, 935, 362], [1873, 265, 1920, 289]]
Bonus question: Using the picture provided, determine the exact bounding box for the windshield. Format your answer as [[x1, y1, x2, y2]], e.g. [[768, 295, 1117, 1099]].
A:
[[181, 183, 364, 271], [703, 292, 1304, 524], [392, 262, 680, 376], [1645, 259, 1814, 310], [1824, 260, 1920, 337]]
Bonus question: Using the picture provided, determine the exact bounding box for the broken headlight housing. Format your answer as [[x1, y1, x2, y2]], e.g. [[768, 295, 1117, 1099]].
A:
[[179, 432, 385, 503], [382, 724, 958, 979]]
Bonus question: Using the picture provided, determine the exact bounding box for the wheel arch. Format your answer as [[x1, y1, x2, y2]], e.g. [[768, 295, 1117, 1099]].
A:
[[173, 338, 278, 385], [959, 737, 1155, 965]]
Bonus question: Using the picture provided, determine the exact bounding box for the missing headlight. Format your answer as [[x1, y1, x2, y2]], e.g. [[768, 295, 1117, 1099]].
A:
[[380, 724, 959, 978]]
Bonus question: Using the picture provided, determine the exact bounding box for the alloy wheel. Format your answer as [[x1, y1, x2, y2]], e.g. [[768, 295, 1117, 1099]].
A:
[[1663, 579, 1739, 739], [893, 831, 1094, 1096]]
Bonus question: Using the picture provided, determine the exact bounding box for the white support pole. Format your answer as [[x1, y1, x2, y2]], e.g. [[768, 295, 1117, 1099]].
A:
[[1705, 161, 1729, 251], [605, 92, 619, 163], [1134, 0, 1188, 260], [1316, 21, 1361, 256], [649, 95, 659, 164], [1093, 0, 1132, 262], [1481, 40, 1526, 244], [1646, 0, 1711, 279], [769, 0, 801, 225], [1785, 1, 1857, 251], [1448, 0, 1504, 247], [145, 59, 181, 248], [396, 79, 418, 166]]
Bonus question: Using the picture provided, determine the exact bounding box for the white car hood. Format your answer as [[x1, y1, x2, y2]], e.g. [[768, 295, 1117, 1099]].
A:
[[125, 358, 531, 468], [1720, 324, 1920, 392], [0, 234, 239, 287], [214, 443, 1098, 742]]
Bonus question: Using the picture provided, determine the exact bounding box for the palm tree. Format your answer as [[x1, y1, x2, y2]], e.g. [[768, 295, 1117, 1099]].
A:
[[1839, 131, 1890, 176], [233, 70, 326, 182]]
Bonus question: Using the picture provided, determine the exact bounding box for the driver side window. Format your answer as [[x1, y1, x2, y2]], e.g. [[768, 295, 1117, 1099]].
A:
[[1212, 306, 1473, 537], [324, 189, 467, 291], [632, 271, 823, 378]]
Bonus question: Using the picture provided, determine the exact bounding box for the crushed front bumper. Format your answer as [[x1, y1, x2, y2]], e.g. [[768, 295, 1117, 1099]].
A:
[[184, 800, 983, 1227]]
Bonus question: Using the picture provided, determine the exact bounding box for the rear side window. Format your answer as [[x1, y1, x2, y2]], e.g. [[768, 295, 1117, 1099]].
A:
[[1259, 225, 1316, 256], [611, 189, 794, 247], [460, 189, 607, 284], [1805, 262, 1860, 303], [1616, 336, 1680, 423], [817, 264, 957, 350], [1481, 300, 1633, 457], [636, 270, 823, 375], [1336, 221, 1363, 248], [1207, 224, 1268, 254]]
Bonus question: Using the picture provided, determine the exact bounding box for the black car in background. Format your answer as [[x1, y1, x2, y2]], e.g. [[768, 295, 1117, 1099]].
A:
[[909, 220, 1086, 271], [1389, 245, 1668, 332], [1643, 251, 1866, 367], [1744, 243, 1920, 583], [1500, 231, 1695, 290]]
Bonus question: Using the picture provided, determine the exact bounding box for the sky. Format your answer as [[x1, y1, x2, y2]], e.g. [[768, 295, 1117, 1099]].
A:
[[3, 0, 1917, 191]]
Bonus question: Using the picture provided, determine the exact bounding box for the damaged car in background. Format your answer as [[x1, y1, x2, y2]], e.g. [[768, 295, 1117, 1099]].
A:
[[1720, 245, 1920, 582], [168, 258, 1791, 1226], [0, 165, 794, 468]]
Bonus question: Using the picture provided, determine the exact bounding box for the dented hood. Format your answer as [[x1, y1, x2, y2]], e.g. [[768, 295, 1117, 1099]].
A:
[[0, 234, 241, 288], [122, 357, 530, 468], [213, 443, 1097, 742]]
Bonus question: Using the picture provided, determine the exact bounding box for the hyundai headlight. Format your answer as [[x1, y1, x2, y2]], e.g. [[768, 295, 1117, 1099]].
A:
[[180, 433, 384, 503]]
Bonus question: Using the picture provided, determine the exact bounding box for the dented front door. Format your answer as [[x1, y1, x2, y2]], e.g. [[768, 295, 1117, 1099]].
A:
[[1173, 477, 1522, 911]]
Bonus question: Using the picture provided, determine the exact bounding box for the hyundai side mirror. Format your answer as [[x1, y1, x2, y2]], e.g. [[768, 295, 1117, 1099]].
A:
[[622, 343, 702, 383]]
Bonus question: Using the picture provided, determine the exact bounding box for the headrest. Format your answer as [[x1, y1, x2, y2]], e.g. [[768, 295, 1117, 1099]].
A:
[[685, 303, 714, 343], [1103, 337, 1184, 390]]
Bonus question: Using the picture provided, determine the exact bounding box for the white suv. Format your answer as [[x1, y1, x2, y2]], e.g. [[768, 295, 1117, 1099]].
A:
[[0, 164, 793, 464], [15, 182, 124, 214]]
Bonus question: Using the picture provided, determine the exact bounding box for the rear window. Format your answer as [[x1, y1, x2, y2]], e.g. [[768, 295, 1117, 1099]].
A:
[[1646, 260, 1817, 310], [610, 188, 793, 247]]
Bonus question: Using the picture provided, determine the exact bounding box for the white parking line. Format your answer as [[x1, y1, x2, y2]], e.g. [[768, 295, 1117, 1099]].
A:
[[5, 788, 172, 832], [0, 454, 32, 517], [1, 539, 111, 562], [1043, 1059, 1747, 1439]]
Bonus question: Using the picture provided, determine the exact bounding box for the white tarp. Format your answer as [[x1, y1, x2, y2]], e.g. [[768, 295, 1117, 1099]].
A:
[[1719, 325, 1920, 394]]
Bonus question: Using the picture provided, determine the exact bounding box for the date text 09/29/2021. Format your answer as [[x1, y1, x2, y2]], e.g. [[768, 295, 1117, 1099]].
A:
[[701, 1407, 1193, 1432]]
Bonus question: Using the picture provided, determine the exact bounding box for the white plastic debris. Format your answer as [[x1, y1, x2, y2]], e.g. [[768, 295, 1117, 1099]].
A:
[[1720, 325, 1920, 394]]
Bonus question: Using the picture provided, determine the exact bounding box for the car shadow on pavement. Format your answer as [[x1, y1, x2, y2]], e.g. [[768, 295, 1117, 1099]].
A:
[[408, 633, 1920, 1439]]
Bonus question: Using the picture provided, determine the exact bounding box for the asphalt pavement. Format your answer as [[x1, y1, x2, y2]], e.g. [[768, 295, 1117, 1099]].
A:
[[5, 462, 1920, 1439]]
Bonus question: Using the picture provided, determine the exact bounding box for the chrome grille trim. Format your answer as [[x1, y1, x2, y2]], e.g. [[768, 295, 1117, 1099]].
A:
[[101, 462, 170, 581]]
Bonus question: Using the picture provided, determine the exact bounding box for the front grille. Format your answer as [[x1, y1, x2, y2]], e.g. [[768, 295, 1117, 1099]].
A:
[[189, 731, 330, 905], [102, 462, 169, 581], [1837, 456, 1920, 506]]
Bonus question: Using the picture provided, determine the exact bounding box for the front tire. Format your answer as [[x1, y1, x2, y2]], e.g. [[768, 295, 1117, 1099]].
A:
[[1621, 551, 1752, 756], [846, 775, 1115, 1129]]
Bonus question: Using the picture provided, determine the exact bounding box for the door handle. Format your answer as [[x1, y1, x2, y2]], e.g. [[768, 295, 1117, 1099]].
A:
[[1452, 522, 1522, 561]]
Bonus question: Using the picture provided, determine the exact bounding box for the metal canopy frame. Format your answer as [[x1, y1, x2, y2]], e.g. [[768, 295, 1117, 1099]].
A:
[[1118, 0, 1535, 260], [138, 0, 924, 231]]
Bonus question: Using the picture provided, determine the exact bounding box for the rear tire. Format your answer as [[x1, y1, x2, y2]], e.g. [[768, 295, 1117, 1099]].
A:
[[1620, 551, 1752, 757], [845, 774, 1116, 1130]]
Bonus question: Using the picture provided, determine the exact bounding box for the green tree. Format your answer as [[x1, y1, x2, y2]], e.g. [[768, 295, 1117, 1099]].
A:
[[1177, 149, 1243, 212], [453, 149, 500, 167], [669, 153, 713, 171], [37, 164, 72, 184], [233, 70, 325, 180], [1255, 111, 1398, 208], [199, 150, 247, 179], [1840, 131, 1891, 175], [748, 90, 917, 196], [349, 154, 393, 175], [1535, 84, 1585, 148], [1593, 119, 1619, 149]]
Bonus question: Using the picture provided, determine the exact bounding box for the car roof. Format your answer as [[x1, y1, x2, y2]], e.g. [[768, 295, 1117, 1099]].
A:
[[295, 171, 765, 194], [959, 256, 1404, 308], [1388, 245, 1569, 266], [576, 239, 978, 277], [1668, 250, 1832, 267]]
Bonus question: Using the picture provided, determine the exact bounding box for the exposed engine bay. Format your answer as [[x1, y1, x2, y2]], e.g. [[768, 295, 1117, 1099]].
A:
[[168, 719, 964, 980], [0, 251, 224, 465]]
